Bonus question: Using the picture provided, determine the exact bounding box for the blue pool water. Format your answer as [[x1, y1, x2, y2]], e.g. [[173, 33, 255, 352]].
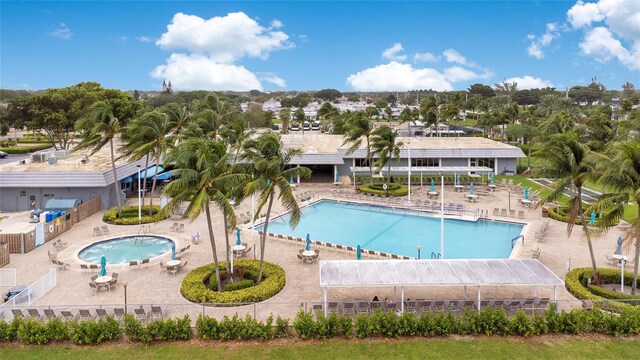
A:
[[260, 200, 524, 259], [78, 236, 174, 264]]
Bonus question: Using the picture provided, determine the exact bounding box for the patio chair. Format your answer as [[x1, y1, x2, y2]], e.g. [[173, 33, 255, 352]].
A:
[[312, 304, 323, 318], [177, 224, 185, 233], [357, 302, 369, 315], [328, 302, 339, 315], [522, 299, 535, 313], [107, 278, 118, 291], [508, 300, 523, 313], [27, 309, 44, 321], [79, 309, 93, 320], [112, 272, 119, 280], [43, 309, 56, 321], [493, 300, 505, 310], [97, 283, 110, 293], [93, 227, 102, 236], [11, 309, 25, 318], [151, 305, 164, 320], [89, 264, 99, 273], [166, 265, 178, 276], [159, 261, 167, 274], [141, 258, 150, 268], [90, 274, 98, 282], [170, 222, 179, 231], [113, 308, 125, 322], [463, 300, 476, 311], [297, 253, 304, 263], [447, 301, 460, 313], [89, 281, 98, 295], [405, 301, 417, 313], [240, 247, 251, 257], [80, 264, 90, 274], [493, 208, 500, 216], [537, 298, 550, 310], [60, 311, 76, 321], [56, 261, 70, 271], [101, 225, 110, 235], [129, 261, 139, 271], [500, 208, 507, 217], [134, 307, 149, 323], [96, 308, 108, 319], [509, 209, 516, 218], [433, 300, 446, 312], [517, 210, 525, 219], [343, 302, 355, 316]]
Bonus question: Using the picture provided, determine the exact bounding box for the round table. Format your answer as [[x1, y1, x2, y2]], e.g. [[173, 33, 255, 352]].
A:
[[95, 276, 112, 284], [488, 184, 497, 191], [166, 260, 181, 267], [232, 245, 246, 252], [613, 254, 628, 262], [465, 194, 479, 202], [453, 185, 464, 192], [302, 250, 315, 257], [520, 199, 533, 206], [427, 191, 439, 198]]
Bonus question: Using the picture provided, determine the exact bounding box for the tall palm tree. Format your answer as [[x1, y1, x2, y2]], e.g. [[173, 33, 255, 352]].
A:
[[75, 101, 127, 215], [241, 132, 311, 283], [162, 138, 247, 291], [399, 107, 413, 136], [420, 96, 439, 137], [342, 112, 375, 182], [370, 125, 404, 184], [534, 133, 598, 274], [592, 141, 640, 293]]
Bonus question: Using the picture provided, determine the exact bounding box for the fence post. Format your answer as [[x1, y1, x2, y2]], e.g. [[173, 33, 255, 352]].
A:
[[20, 233, 24, 254]]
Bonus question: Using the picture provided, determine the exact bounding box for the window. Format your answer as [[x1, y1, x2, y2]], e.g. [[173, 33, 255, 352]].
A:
[[411, 158, 439, 167], [469, 158, 495, 169], [354, 158, 370, 167], [44, 194, 55, 198]]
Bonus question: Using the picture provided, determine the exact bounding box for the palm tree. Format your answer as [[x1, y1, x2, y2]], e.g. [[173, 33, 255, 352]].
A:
[[342, 112, 375, 182], [534, 133, 598, 274], [399, 107, 413, 136], [74, 101, 128, 215], [241, 132, 311, 283], [162, 138, 247, 291], [592, 141, 640, 293], [370, 125, 404, 184], [420, 96, 439, 137]]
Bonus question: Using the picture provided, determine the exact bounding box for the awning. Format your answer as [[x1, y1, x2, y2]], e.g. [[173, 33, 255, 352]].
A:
[[132, 165, 165, 179], [121, 176, 133, 184], [155, 170, 175, 181]]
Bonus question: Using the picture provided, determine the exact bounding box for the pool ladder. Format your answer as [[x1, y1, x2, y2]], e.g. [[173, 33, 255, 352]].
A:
[[135, 225, 151, 243], [431, 252, 441, 259]]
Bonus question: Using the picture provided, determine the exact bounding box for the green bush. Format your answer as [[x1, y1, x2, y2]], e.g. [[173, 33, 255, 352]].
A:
[[69, 317, 121, 345], [181, 260, 286, 304], [215, 314, 274, 341], [146, 315, 193, 341], [359, 183, 408, 197], [123, 314, 151, 343], [45, 317, 71, 342], [275, 315, 292, 338], [0, 144, 54, 154], [565, 267, 640, 313], [102, 205, 168, 225], [224, 279, 255, 292], [17, 318, 51, 345], [0, 317, 22, 342], [292, 310, 316, 339]]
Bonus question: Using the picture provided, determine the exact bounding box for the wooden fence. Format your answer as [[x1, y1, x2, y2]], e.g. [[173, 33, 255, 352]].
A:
[[0, 241, 9, 268], [0, 196, 102, 259]]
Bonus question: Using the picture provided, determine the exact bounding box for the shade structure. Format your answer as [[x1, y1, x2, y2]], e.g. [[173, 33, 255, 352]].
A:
[[469, 182, 474, 195], [356, 245, 361, 260], [155, 170, 175, 181], [121, 176, 133, 184], [589, 211, 596, 225], [430, 179, 435, 192], [132, 165, 165, 179], [524, 187, 529, 200], [306, 233, 311, 251], [171, 242, 176, 260], [99, 256, 107, 277], [236, 228, 241, 246], [615, 236, 623, 255]]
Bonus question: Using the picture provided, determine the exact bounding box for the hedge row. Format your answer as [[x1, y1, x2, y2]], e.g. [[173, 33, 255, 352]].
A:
[[102, 205, 168, 225], [181, 260, 286, 304], [0, 144, 54, 154], [4, 306, 640, 345], [359, 183, 408, 197], [565, 267, 640, 313]]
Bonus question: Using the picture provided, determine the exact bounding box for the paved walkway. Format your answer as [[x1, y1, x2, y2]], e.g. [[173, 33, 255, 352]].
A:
[[1, 182, 633, 321]]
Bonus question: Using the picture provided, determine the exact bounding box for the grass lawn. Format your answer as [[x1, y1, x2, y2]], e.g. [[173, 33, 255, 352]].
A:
[[2, 338, 639, 360]]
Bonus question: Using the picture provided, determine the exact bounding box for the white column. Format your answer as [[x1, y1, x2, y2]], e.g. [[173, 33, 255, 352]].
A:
[[621, 259, 625, 293], [137, 165, 141, 225], [401, 286, 405, 313], [494, 157, 498, 175], [407, 144, 411, 203], [553, 285, 558, 309], [477, 286, 481, 312], [323, 288, 327, 316], [334, 165, 337, 184], [297, 165, 301, 184], [440, 174, 445, 259]]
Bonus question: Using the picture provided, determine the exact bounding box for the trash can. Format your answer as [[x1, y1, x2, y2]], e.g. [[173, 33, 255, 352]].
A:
[[541, 207, 549, 218]]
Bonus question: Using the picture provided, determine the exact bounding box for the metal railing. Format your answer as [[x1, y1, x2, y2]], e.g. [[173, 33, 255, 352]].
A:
[[0, 269, 56, 313]]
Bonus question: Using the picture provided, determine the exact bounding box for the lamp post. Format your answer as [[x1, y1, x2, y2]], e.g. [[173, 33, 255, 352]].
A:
[[620, 258, 625, 293], [122, 281, 128, 314], [137, 165, 142, 225], [440, 173, 445, 259], [407, 141, 411, 204], [417, 245, 421, 259]]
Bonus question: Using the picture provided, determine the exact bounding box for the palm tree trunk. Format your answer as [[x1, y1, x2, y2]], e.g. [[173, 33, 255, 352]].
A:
[[205, 204, 223, 292], [142, 154, 150, 207], [632, 205, 640, 295], [223, 216, 231, 274], [148, 153, 160, 216], [578, 188, 598, 274], [109, 138, 123, 216], [256, 191, 275, 285]]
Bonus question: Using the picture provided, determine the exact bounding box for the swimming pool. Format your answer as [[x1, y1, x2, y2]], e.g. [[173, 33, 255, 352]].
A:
[[78, 236, 174, 264], [260, 200, 524, 259]]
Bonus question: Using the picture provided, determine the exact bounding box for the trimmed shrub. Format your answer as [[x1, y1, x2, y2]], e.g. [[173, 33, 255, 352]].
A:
[[224, 279, 255, 292], [69, 317, 121, 345], [292, 310, 316, 339], [17, 318, 51, 345], [359, 183, 408, 197], [145, 315, 193, 341], [0, 144, 54, 154], [102, 205, 168, 225], [566, 267, 640, 313], [181, 260, 286, 304]]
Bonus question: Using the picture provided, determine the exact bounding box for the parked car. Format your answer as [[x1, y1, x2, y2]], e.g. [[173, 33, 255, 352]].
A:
[[0, 151, 8, 158], [311, 122, 320, 131], [272, 124, 280, 130], [302, 121, 311, 131], [290, 124, 300, 131]]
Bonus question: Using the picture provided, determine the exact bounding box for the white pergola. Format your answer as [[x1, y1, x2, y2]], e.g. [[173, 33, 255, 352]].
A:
[[319, 259, 564, 314]]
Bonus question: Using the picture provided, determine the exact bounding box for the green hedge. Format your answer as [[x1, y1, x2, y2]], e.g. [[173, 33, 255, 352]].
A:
[[0, 144, 54, 154], [359, 183, 408, 197], [565, 267, 640, 313], [181, 260, 286, 305], [102, 205, 168, 225]]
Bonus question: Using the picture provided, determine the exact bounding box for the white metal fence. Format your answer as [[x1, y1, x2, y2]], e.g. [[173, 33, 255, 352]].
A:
[[0, 268, 56, 315], [0, 269, 17, 288]]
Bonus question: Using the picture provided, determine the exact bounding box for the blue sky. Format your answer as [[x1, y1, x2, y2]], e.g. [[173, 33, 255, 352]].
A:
[[1, 1, 638, 92]]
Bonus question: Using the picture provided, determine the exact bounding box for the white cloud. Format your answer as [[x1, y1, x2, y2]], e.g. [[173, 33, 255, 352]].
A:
[[443, 66, 482, 82], [259, 73, 287, 87], [503, 76, 554, 89], [49, 23, 73, 39], [120, 36, 128, 42], [526, 22, 564, 59], [414, 52, 439, 62], [156, 12, 292, 63], [298, 34, 309, 42], [565, 0, 640, 70], [270, 19, 283, 28], [382, 43, 407, 61], [579, 26, 640, 69], [136, 36, 152, 43], [443, 49, 467, 65], [347, 62, 453, 91], [151, 53, 263, 91]]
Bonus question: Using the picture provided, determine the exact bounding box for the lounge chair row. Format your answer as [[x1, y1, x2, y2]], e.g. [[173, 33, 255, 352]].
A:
[[51, 239, 67, 251], [9, 305, 166, 323], [93, 226, 110, 236], [492, 208, 525, 219], [170, 222, 185, 232]]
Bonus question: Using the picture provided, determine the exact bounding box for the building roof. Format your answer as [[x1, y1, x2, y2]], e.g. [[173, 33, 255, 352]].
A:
[[349, 166, 494, 174], [319, 259, 564, 288]]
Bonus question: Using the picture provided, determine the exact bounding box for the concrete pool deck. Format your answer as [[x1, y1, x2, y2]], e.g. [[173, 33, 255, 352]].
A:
[[1, 182, 632, 320]]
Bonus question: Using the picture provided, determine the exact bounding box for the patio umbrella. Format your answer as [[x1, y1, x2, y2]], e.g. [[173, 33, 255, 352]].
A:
[[524, 187, 529, 200], [615, 236, 623, 255], [456, 174, 461, 186], [290, 175, 294, 184], [99, 256, 107, 277], [305, 233, 311, 251], [356, 245, 362, 260], [589, 211, 596, 225], [236, 227, 241, 246], [490, 174, 495, 185], [430, 179, 435, 192], [469, 182, 474, 195], [171, 242, 176, 260]]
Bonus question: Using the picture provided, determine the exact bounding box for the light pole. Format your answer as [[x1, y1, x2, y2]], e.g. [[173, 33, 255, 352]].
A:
[[620, 258, 625, 293], [137, 165, 142, 225], [407, 141, 411, 204], [417, 245, 421, 259], [122, 281, 128, 314], [440, 173, 444, 259]]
